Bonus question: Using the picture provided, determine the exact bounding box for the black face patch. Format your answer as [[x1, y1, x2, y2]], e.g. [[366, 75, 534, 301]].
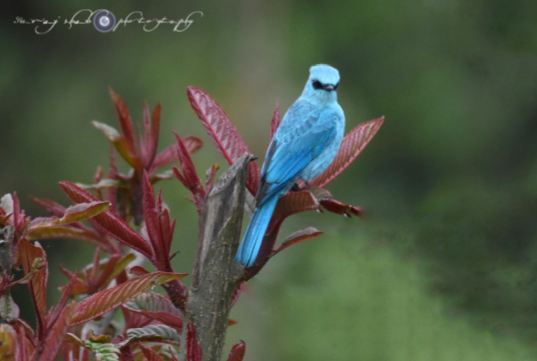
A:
[[312, 80, 323, 90], [312, 79, 338, 91]]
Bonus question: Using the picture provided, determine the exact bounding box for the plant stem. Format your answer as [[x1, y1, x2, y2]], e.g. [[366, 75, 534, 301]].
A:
[[180, 154, 252, 361]]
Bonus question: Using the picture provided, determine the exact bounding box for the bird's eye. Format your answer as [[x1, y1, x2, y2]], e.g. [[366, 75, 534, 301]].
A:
[[312, 80, 323, 90]]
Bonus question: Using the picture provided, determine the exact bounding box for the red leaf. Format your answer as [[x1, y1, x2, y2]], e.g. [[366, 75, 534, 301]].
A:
[[94, 253, 136, 292], [109, 88, 137, 159], [14, 322, 35, 360], [139, 344, 164, 361], [122, 306, 153, 331], [58, 265, 88, 295], [270, 102, 280, 141], [59, 181, 153, 258], [46, 271, 78, 327], [0, 270, 10, 296], [140, 102, 161, 169], [93, 165, 104, 183], [29, 196, 66, 218], [204, 164, 219, 195], [123, 293, 183, 331], [186, 323, 202, 361], [71, 272, 186, 326], [10, 193, 29, 239], [244, 191, 320, 278], [272, 227, 323, 255], [26, 225, 114, 252], [172, 132, 206, 212], [226, 341, 246, 361], [37, 301, 76, 361], [320, 198, 362, 217], [150, 136, 203, 173], [187, 86, 260, 195], [311, 117, 384, 188], [271, 190, 320, 229], [129, 266, 150, 276], [107, 146, 119, 214], [143, 173, 169, 268], [18, 239, 48, 341]]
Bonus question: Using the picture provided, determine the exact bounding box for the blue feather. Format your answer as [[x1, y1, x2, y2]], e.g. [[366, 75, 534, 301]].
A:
[[236, 196, 280, 266], [236, 64, 346, 266]]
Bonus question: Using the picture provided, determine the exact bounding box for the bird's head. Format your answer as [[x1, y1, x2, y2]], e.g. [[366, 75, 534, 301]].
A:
[[302, 64, 340, 105]]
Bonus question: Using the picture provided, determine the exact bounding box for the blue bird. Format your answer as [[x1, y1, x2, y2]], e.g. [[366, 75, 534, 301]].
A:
[[236, 64, 346, 267]]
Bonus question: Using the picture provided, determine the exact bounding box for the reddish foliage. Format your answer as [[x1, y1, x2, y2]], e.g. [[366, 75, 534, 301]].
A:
[[187, 86, 261, 195], [124, 292, 184, 331], [186, 323, 202, 361], [172, 132, 206, 212], [70, 272, 185, 326], [311, 117, 384, 188], [272, 227, 324, 255], [150, 135, 203, 174], [139, 344, 164, 361], [37, 301, 76, 361], [226, 341, 246, 361], [29, 196, 66, 218], [320, 198, 362, 217], [143, 173, 173, 269], [204, 164, 219, 195], [0, 86, 382, 361], [109, 88, 138, 165], [18, 239, 48, 341], [59, 181, 153, 257]]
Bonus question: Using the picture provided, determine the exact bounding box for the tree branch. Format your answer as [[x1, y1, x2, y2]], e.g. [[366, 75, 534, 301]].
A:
[[181, 153, 252, 361]]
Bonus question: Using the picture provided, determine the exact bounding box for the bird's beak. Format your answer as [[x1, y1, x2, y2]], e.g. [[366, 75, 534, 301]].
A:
[[323, 84, 336, 91]]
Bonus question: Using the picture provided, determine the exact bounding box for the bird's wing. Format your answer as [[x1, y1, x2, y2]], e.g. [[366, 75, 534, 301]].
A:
[[256, 105, 338, 206]]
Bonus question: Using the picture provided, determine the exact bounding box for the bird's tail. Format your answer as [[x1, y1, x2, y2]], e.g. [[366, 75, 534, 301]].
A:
[[236, 196, 279, 267]]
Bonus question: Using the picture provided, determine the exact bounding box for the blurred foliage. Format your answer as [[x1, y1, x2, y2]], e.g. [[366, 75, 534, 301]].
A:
[[2, 0, 537, 359]]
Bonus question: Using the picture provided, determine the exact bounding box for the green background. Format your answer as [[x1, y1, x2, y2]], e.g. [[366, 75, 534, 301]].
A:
[[2, 0, 537, 359]]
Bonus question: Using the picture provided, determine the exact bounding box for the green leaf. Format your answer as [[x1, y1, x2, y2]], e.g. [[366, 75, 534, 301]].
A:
[[27, 201, 110, 233], [119, 324, 180, 349], [92, 121, 121, 140], [0, 294, 19, 322], [59, 202, 111, 224], [75, 179, 123, 190], [66, 333, 120, 361], [124, 293, 181, 317], [92, 120, 141, 169]]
